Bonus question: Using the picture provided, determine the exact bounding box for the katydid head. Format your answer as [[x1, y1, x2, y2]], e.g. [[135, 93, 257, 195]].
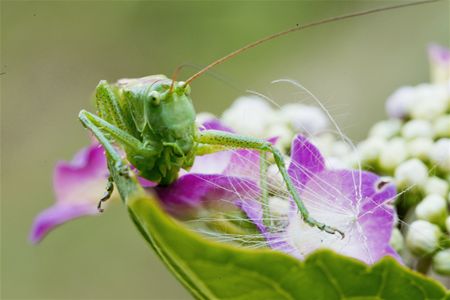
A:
[[145, 80, 196, 137], [119, 76, 196, 144]]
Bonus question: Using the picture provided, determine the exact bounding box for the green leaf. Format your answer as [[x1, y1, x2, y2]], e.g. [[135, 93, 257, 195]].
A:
[[109, 165, 449, 300]]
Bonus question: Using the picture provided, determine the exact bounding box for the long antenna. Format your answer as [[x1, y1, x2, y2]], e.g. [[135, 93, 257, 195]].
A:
[[169, 64, 185, 93], [185, 0, 439, 85]]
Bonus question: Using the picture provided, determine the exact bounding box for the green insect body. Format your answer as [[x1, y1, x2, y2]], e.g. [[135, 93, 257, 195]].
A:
[[116, 75, 197, 185]]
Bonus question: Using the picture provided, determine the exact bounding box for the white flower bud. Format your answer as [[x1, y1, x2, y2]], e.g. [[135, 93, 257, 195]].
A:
[[389, 228, 404, 252], [429, 138, 450, 172], [280, 103, 329, 135], [357, 137, 386, 163], [432, 249, 450, 275], [325, 157, 348, 170], [222, 96, 276, 138], [267, 164, 285, 192], [196, 112, 217, 126], [406, 220, 442, 256], [424, 177, 449, 197], [369, 119, 402, 139], [415, 194, 448, 227], [406, 137, 433, 161], [344, 153, 361, 169], [433, 115, 450, 138], [410, 84, 449, 120], [401, 120, 433, 139], [268, 196, 290, 217], [385, 86, 417, 119], [310, 133, 336, 157], [394, 159, 428, 188], [379, 138, 408, 171], [331, 140, 352, 157]]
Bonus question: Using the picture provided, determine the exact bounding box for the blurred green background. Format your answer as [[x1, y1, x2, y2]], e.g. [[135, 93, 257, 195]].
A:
[[1, 1, 448, 299]]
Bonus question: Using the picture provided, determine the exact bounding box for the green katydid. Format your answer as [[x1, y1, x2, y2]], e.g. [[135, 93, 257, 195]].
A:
[[78, 0, 437, 239]]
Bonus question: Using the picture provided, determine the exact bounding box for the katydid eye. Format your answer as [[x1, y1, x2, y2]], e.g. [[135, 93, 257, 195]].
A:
[[148, 91, 161, 105]]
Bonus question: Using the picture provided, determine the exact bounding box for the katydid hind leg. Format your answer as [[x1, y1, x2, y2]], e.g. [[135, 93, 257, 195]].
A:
[[196, 130, 345, 238], [95, 81, 137, 136]]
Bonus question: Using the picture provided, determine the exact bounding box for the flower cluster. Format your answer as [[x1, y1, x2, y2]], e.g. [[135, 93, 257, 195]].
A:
[[356, 45, 450, 276], [194, 45, 450, 276]]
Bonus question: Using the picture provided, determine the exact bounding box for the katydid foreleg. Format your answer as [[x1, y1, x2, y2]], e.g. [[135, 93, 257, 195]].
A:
[[78, 110, 151, 211]]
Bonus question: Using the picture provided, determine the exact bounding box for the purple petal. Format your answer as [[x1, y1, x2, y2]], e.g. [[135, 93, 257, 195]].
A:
[[384, 245, 403, 262], [357, 205, 396, 262], [200, 119, 233, 132], [137, 175, 157, 188], [29, 203, 98, 244], [223, 149, 261, 181], [30, 144, 109, 243], [54, 144, 109, 203], [222, 137, 277, 181], [236, 199, 300, 258], [156, 174, 258, 217], [287, 168, 397, 264], [288, 135, 325, 188]]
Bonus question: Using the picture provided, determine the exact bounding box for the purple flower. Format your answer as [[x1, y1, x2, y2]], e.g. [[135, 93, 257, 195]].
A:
[[239, 135, 400, 264], [428, 44, 450, 69], [29, 144, 110, 243]]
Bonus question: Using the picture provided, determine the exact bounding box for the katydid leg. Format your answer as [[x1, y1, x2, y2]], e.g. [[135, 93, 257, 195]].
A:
[[79, 110, 141, 210], [98, 176, 114, 212], [259, 151, 271, 228], [95, 81, 128, 131], [196, 130, 345, 238], [79, 110, 130, 174], [79, 110, 144, 152]]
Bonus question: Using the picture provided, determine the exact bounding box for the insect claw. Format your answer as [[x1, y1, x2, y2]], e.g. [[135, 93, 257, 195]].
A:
[[324, 226, 345, 239], [336, 229, 345, 240], [305, 217, 345, 239], [97, 177, 114, 213], [97, 201, 105, 213]]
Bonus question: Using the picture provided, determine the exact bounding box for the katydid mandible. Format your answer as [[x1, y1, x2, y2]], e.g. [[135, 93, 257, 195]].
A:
[[78, 0, 437, 239]]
